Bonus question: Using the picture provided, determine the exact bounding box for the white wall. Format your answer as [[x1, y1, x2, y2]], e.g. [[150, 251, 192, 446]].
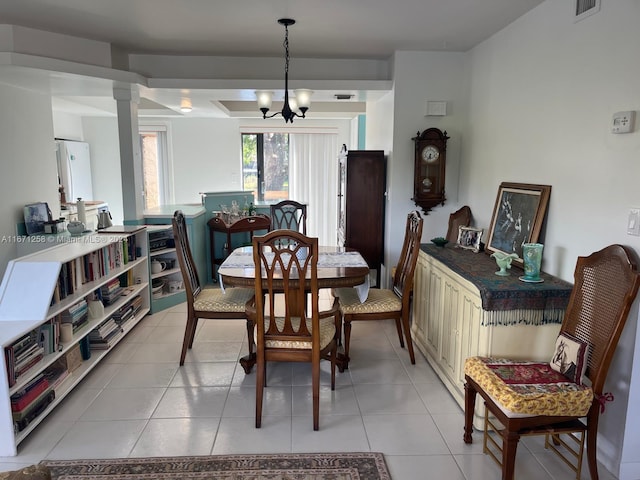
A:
[[0, 84, 58, 271], [462, 0, 640, 477], [373, 51, 468, 277]]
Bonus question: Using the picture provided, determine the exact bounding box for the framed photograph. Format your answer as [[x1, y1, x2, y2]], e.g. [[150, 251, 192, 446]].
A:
[[23, 202, 51, 236], [486, 182, 551, 265], [457, 226, 483, 253]]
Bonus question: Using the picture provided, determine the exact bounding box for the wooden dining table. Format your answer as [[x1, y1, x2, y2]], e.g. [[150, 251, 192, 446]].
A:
[[218, 245, 371, 373]]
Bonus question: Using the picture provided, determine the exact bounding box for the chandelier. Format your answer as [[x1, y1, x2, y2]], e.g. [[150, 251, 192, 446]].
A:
[[255, 18, 312, 123]]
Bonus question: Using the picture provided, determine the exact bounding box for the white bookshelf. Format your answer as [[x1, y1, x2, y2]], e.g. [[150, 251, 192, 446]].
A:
[[0, 228, 150, 456]]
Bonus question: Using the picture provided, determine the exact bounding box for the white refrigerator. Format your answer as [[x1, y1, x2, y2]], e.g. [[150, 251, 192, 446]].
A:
[[56, 140, 94, 201]]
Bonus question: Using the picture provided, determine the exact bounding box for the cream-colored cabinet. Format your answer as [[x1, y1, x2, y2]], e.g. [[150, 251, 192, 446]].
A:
[[411, 248, 566, 427]]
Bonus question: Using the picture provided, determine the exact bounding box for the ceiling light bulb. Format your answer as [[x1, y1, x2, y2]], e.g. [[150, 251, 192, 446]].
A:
[[180, 98, 192, 113]]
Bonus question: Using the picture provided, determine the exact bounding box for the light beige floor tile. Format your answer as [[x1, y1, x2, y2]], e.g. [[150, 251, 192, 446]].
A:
[[355, 384, 427, 415], [131, 417, 219, 457], [80, 387, 165, 421], [363, 414, 450, 455], [386, 454, 466, 480], [46, 420, 147, 459], [212, 416, 292, 454], [152, 386, 227, 418], [291, 414, 369, 452]]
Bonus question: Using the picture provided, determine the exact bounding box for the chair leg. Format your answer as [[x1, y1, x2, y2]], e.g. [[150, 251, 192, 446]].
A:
[[245, 318, 255, 356], [464, 379, 477, 443], [586, 408, 600, 480], [312, 355, 320, 431], [255, 356, 265, 428], [400, 313, 416, 364], [180, 316, 196, 365], [394, 318, 405, 348], [187, 318, 199, 348], [343, 320, 352, 362], [331, 343, 336, 391], [501, 431, 520, 480]]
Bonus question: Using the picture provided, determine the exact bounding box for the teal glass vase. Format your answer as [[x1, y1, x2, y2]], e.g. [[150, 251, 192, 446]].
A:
[[522, 243, 544, 282]]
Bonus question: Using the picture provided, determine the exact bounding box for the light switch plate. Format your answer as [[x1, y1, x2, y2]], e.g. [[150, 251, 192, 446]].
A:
[[627, 208, 640, 236], [612, 111, 635, 134]]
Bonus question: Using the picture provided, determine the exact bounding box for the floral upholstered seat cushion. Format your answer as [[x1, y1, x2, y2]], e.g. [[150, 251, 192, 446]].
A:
[[194, 287, 254, 313], [335, 288, 401, 314], [465, 356, 593, 417], [255, 316, 336, 350]]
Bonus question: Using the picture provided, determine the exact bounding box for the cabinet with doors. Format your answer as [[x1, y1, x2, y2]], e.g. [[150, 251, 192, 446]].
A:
[[337, 147, 386, 287], [411, 246, 572, 428], [0, 227, 149, 456]]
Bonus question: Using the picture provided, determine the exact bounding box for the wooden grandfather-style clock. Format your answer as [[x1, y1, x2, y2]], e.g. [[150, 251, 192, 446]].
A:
[[412, 127, 449, 214]]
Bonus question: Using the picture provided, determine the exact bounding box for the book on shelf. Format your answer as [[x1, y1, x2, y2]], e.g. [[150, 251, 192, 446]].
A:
[[13, 388, 55, 432], [11, 375, 50, 413]]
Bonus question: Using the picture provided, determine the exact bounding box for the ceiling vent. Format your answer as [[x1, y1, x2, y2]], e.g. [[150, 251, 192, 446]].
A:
[[574, 0, 600, 22], [334, 94, 354, 100]]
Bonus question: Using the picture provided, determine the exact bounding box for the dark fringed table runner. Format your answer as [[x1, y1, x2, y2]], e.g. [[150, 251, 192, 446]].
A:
[[421, 244, 573, 326]]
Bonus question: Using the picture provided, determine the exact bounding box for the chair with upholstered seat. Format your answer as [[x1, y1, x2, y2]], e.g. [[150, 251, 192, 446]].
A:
[[248, 229, 339, 431], [463, 244, 640, 480], [446, 205, 472, 244], [172, 210, 255, 365], [334, 210, 423, 366], [270, 200, 307, 234]]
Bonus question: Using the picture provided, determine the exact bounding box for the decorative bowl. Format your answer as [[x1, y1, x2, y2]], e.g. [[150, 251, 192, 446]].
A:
[[431, 237, 448, 247], [67, 221, 86, 235]]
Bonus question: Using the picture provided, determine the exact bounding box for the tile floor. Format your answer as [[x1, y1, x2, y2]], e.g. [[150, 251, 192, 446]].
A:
[[0, 294, 616, 479]]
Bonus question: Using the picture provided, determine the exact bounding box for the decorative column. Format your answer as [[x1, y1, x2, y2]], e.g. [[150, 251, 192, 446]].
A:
[[113, 86, 144, 224]]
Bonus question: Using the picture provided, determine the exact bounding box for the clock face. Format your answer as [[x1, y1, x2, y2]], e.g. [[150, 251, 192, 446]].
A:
[[421, 145, 440, 163]]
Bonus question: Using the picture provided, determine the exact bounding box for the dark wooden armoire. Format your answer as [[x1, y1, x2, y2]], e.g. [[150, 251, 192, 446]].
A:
[[337, 148, 386, 286]]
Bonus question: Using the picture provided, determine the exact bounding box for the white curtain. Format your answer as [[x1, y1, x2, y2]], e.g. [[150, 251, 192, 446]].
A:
[[290, 134, 338, 246]]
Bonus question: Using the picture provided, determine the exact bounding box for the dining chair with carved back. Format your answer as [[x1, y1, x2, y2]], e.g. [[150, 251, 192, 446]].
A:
[[270, 200, 307, 234], [446, 205, 472, 244], [333, 210, 423, 366], [246, 229, 340, 431], [172, 210, 255, 365], [463, 244, 640, 480]]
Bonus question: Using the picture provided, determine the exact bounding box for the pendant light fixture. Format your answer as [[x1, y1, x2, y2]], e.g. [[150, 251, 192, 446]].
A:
[[255, 18, 312, 123]]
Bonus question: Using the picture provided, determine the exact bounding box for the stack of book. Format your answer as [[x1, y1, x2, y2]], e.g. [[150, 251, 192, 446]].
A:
[[10, 373, 55, 432], [111, 294, 143, 327], [88, 318, 123, 350], [4, 332, 45, 387], [60, 299, 89, 334], [100, 278, 123, 305]]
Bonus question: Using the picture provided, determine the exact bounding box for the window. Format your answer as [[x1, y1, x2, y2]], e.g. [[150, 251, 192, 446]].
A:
[[139, 126, 170, 209], [242, 133, 289, 202]]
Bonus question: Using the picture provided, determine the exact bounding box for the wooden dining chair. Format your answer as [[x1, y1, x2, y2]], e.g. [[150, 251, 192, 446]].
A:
[[446, 205, 472, 243], [172, 210, 255, 365], [334, 210, 423, 366], [270, 200, 307, 234], [247, 229, 339, 430], [463, 244, 640, 480]]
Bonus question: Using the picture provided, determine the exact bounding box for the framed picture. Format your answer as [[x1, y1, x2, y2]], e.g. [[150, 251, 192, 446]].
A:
[[23, 202, 51, 236], [486, 182, 551, 265], [457, 226, 483, 253]]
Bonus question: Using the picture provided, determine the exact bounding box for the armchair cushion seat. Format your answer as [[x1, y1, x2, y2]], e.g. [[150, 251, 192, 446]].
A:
[[465, 356, 593, 417], [193, 287, 254, 312], [335, 288, 401, 314], [255, 316, 336, 350]]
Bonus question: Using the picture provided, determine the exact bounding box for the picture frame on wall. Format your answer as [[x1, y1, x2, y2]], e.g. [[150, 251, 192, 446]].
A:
[[457, 226, 484, 253], [486, 182, 552, 266]]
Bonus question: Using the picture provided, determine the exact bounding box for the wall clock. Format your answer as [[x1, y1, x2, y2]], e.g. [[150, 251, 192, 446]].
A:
[[412, 128, 449, 214]]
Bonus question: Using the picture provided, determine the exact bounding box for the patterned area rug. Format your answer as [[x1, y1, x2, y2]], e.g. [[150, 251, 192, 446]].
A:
[[41, 453, 391, 480]]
